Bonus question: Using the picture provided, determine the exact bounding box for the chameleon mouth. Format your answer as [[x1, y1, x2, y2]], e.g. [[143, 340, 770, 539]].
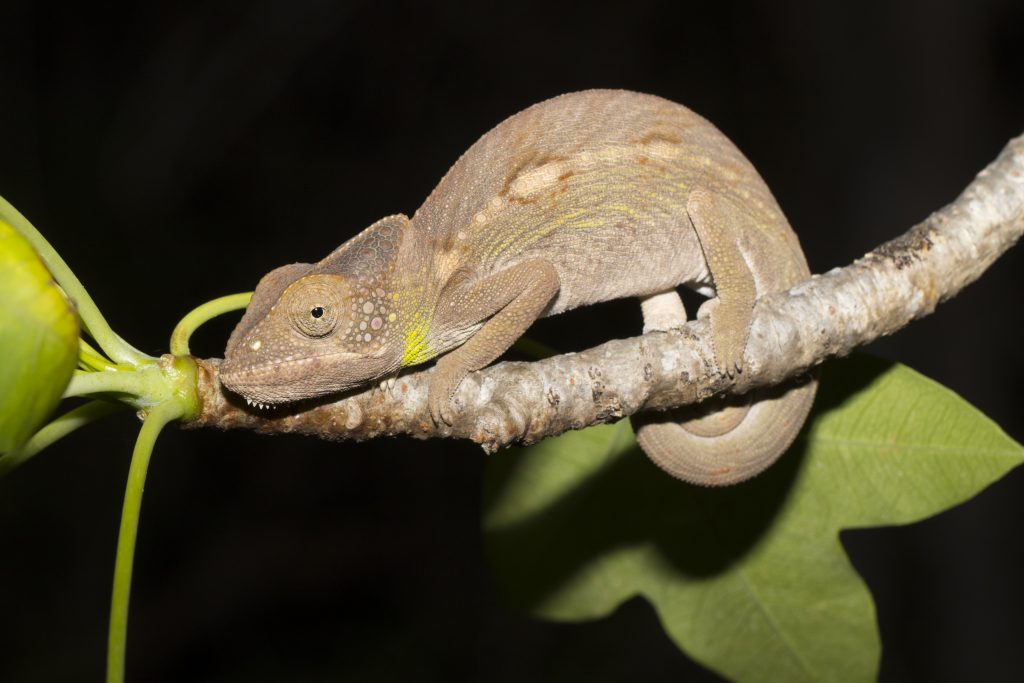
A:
[[242, 396, 275, 411], [218, 367, 305, 407], [219, 350, 385, 407]]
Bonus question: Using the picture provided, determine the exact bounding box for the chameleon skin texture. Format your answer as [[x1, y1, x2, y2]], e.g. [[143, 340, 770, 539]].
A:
[[221, 89, 816, 485]]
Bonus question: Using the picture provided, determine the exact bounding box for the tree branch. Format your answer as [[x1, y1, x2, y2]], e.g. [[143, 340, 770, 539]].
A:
[[185, 133, 1024, 452]]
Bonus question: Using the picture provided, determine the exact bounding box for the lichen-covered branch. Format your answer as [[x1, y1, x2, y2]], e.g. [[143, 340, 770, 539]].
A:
[[185, 133, 1024, 452]]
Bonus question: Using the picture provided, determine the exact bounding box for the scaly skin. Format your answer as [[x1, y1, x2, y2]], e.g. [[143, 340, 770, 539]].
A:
[[221, 89, 816, 486]]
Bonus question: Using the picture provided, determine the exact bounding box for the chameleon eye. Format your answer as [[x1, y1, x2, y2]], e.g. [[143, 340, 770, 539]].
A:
[[295, 302, 336, 337], [283, 274, 346, 338]]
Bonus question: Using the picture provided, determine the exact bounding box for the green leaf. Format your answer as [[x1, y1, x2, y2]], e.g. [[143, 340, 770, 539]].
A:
[[482, 355, 1024, 682], [0, 219, 79, 453]]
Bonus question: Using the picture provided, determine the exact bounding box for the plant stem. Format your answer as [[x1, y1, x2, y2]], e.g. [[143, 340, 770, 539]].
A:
[[0, 194, 151, 366], [64, 370, 150, 400], [106, 400, 184, 683], [169, 292, 252, 356], [79, 339, 118, 372], [0, 400, 126, 476]]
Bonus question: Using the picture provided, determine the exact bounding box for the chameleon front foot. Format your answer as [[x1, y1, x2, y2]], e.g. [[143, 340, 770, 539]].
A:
[[426, 356, 465, 426]]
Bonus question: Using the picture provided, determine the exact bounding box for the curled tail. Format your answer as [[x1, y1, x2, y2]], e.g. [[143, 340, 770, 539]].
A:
[[631, 289, 816, 486], [632, 378, 816, 486]]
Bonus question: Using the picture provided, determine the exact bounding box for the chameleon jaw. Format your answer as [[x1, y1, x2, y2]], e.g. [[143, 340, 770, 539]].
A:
[[220, 349, 398, 409], [243, 397, 271, 410]]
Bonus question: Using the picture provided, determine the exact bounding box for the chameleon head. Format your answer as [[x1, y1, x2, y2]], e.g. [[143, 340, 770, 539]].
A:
[[221, 266, 399, 407]]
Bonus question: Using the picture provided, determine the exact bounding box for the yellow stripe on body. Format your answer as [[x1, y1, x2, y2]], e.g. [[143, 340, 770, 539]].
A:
[[402, 309, 434, 366], [480, 164, 693, 262], [484, 207, 591, 260]]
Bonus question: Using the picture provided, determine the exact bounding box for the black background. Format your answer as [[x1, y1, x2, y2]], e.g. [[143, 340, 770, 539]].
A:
[[1, 1, 1023, 681]]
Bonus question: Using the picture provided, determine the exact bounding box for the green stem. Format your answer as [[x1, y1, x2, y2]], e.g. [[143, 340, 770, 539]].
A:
[[80, 339, 118, 372], [0, 400, 126, 476], [0, 194, 151, 366], [106, 400, 184, 683], [64, 370, 149, 400], [169, 292, 252, 356]]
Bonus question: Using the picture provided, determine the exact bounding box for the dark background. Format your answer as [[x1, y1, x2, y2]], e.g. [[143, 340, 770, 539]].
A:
[[1, 1, 1023, 681]]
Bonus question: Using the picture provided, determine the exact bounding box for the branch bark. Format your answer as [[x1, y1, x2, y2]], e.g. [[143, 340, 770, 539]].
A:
[[185, 133, 1024, 452]]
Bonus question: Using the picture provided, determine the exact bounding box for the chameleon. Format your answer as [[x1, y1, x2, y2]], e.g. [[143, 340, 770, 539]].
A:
[[220, 89, 816, 486]]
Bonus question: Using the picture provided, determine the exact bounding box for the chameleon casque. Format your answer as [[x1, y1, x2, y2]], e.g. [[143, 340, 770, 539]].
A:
[[221, 89, 816, 486]]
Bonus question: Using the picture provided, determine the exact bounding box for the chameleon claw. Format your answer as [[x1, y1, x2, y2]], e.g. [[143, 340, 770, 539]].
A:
[[427, 394, 455, 427]]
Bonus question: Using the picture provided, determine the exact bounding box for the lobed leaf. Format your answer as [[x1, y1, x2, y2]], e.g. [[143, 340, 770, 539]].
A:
[[483, 355, 1023, 682]]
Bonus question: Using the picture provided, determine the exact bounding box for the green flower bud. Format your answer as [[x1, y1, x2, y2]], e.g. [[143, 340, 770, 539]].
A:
[[0, 219, 79, 453]]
